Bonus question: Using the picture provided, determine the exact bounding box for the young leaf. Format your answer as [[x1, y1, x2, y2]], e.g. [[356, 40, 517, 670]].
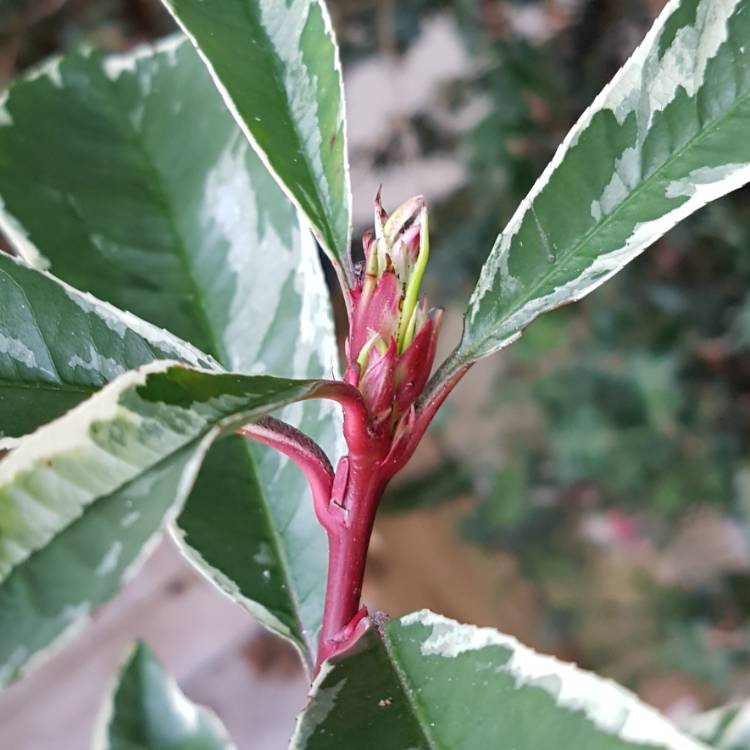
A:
[[0, 38, 340, 668], [158, 0, 353, 285], [96, 642, 234, 749], [448, 0, 750, 373], [0, 252, 218, 438], [292, 610, 708, 750], [0, 361, 326, 686]]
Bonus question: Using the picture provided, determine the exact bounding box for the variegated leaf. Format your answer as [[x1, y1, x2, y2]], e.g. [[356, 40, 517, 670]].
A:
[[0, 252, 218, 438], [0, 37, 340, 669], [159, 0, 353, 286], [95, 642, 235, 749], [0, 361, 325, 686], [292, 610, 709, 750], [448, 0, 750, 374]]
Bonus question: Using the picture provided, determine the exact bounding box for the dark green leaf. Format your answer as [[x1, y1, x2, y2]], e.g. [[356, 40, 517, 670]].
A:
[[98, 642, 234, 749], [292, 610, 708, 750], [0, 252, 217, 438]]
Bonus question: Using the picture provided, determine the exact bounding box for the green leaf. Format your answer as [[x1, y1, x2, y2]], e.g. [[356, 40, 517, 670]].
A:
[[176, 405, 338, 666], [0, 441, 209, 687], [0, 38, 340, 667], [682, 702, 750, 749], [0, 36, 338, 361], [0, 361, 326, 686], [0, 252, 218, 438], [97, 642, 234, 749], [158, 0, 353, 285], [452, 0, 750, 369], [292, 610, 709, 750]]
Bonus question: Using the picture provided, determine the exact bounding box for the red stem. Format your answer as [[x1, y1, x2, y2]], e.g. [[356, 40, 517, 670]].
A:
[[238, 361, 472, 671], [237, 416, 335, 530], [315, 361, 471, 668], [316, 452, 387, 668], [312, 380, 371, 453]]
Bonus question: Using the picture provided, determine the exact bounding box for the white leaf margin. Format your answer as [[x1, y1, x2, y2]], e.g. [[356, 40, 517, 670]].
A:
[[0, 428, 218, 687], [293, 610, 712, 750], [0, 253, 220, 374], [159, 0, 354, 288], [463, 0, 750, 360], [400, 610, 709, 750]]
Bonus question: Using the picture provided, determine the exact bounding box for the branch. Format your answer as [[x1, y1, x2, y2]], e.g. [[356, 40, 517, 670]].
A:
[[237, 416, 335, 529]]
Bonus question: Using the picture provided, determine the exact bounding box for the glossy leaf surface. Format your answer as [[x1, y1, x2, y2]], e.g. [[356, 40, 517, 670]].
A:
[[292, 611, 709, 750], [0, 361, 323, 685], [0, 38, 340, 667], [0, 252, 217, 438], [98, 642, 234, 749], [160, 0, 353, 284]]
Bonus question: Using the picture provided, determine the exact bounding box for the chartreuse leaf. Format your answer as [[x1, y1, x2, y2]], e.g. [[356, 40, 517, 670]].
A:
[[0, 361, 326, 686], [0, 252, 218, 438], [682, 701, 750, 749], [0, 38, 340, 668], [292, 611, 709, 750], [158, 0, 353, 284], [96, 642, 234, 750], [449, 0, 750, 373]]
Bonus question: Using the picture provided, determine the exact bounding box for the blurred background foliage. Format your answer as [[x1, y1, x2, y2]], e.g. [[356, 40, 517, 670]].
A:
[[4, 0, 750, 719]]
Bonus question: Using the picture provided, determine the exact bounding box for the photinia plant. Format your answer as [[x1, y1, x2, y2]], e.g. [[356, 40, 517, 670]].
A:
[[0, 0, 749, 747]]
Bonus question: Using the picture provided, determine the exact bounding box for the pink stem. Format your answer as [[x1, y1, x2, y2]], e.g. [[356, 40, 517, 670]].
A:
[[237, 416, 335, 530]]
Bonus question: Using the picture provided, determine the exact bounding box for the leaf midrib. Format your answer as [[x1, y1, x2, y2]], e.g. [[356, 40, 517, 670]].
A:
[[237, 0, 336, 256], [241, 437, 315, 666], [98, 65, 229, 369], [0, 379, 92, 394], [462, 50, 750, 363], [381, 626, 441, 750]]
